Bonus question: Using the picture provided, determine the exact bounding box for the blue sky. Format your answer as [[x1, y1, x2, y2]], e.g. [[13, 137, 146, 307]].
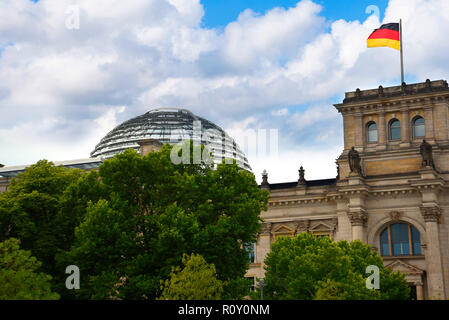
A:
[[201, 0, 388, 28], [2, 0, 449, 183], [30, 0, 390, 28]]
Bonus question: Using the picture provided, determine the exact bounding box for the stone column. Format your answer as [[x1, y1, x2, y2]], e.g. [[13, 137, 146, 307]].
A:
[[335, 198, 352, 242], [400, 108, 411, 147], [424, 104, 435, 143], [348, 210, 367, 242], [354, 113, 364, 150], [421, 206, 445, 299], [415, 281, 424, 300], [256, 222, 272, 278], [377, 109, 387, 151]]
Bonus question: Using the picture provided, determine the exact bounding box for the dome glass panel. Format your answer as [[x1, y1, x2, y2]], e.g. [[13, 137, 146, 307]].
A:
[[91, 108, 251, 171]]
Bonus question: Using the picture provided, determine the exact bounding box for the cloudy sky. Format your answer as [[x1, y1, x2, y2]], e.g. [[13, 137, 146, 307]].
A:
[[1, 0, 449, 183]]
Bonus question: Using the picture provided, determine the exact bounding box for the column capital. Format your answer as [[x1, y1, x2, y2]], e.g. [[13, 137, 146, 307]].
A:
[[261, 222, 272, 235], [420, 206, 441, 223], [348, 210, 367, 227]]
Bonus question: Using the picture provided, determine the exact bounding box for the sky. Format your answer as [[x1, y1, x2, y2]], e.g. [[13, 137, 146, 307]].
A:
[[1, 0, 449, 184]]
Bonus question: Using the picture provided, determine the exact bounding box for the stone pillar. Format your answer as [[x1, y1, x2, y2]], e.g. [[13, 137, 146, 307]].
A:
[[400, 108, 411, 147], [335, 198, 352, 242], [421, 206, 445, 299], [424, 105, 435, 143], [256, 222, 272, 277], [354, 113, 364, 150], [415, 281, 424, 300], [348, 210, 367, 242], [377, 109, 387, 151]]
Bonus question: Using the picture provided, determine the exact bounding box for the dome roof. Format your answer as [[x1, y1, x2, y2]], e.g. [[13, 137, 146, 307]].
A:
[[90, 108, 251, 171]]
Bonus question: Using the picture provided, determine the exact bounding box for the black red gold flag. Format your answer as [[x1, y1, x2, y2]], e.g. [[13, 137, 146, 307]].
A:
[[367, 23, 400, 50]]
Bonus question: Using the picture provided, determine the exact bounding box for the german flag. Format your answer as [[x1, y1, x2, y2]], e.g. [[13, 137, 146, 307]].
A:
[[367, 23, 400, 50]]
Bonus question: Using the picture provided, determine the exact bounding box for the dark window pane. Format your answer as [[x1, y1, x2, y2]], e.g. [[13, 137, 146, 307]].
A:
[[391, 223, 410, 255], [414, 117, 425, 137], [367, 123, 378, 142], [390, 120, 401, 140], [414, 117, 425, 125], [393, 242, 410, 255], [411, 226, 422, 255], [380, 228, 389, 256], [413, 242, 422, 255], [245, 242, 255, 263]]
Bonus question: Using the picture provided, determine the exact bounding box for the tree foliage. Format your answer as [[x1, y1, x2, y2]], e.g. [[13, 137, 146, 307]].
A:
[[261, 233, 410, 300], [0, 238, 59, 300], [0, 160, 85, 278], [60, 142, 268, 299], [159, 253, 223, 300]]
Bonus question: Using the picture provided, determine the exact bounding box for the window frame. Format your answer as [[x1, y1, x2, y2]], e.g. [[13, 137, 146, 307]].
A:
[[380, 223, 422, 257], [412, 116, 426, 139], [245, 242, 256, 264], [366, 121, 378, 143], [389, 119, 402, 141]]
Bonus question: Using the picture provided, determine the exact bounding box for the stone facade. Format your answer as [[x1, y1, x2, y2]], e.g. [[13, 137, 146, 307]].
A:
[[246, 80, 449, 300]]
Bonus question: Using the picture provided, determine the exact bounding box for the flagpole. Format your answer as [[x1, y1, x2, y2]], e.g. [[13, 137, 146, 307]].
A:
[[400, 19, 405, 84]]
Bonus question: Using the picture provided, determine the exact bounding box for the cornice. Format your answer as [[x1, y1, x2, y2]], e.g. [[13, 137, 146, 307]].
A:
[[335, 81, 449, 112], [335, 93, 449, 112]]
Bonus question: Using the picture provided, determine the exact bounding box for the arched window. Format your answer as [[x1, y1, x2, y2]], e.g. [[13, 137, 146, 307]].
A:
[[413, 117, 425, 138], [389, 119, 401, 140], [245, 242, 255, 263], [380, 223, 422, 256], [366, 122, 378, 143]]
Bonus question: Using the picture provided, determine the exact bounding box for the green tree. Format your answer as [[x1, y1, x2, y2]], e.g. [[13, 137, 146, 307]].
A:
[[261, 233, 410, 300], [0, 160, 85, 278], [0, 238, 59, 300], [222, 277, 254, 300], [60, 142, 269, 299], [159, 253, 223, 300]]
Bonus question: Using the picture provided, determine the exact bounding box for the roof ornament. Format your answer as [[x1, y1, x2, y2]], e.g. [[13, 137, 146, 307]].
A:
[[401, 81, 407, 94], [378, 85, 384, 96], [261, 170, 270, 190], [298, 166, 306, 186]]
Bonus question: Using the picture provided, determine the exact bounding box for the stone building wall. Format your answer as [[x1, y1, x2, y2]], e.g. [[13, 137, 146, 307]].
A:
[[247, 80, 449, 300]]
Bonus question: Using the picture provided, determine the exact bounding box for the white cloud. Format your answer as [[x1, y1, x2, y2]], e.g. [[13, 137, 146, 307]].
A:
[[250, 147, 342, 184], [272, 108, 289, 116], [288, 105, 339, 130], [1, 0, 449, 182]]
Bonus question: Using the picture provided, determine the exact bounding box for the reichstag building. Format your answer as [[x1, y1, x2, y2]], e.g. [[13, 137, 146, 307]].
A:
[[1, 80, 449, 300]]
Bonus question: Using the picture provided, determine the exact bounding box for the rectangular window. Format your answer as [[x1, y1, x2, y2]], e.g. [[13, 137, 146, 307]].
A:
[[391, 224, 410, 255], [414, 125, 425, 138], [390, 127, 401, 140], [245, 242, 255, 263], [368, 130, 378, 143]]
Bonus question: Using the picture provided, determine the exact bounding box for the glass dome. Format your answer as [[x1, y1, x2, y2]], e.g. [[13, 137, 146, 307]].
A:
[[91, 108, 251, 171]]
